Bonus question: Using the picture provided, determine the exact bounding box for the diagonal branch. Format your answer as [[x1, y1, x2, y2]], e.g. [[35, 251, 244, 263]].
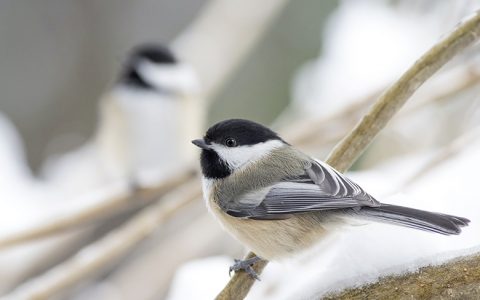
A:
[[326, 11, 480, 173], [285, 62, 480, 147], [216, 10, 480, 300], [5, 179, 202, 300], [0, 169, 195, 249], [4, 60, 478, 250], [0, 0, 291, 250]]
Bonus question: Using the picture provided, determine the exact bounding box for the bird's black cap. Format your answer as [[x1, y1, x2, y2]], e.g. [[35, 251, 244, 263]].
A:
[[196, 119, 285, 179], [204, 119, 284, 146], [119, 43, 177, 89], [129, 44, 177, 64]]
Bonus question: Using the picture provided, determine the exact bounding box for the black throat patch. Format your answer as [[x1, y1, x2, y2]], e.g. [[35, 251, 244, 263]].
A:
[[200, 149, 231, 179]]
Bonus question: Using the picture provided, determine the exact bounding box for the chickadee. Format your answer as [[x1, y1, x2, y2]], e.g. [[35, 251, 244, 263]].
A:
[[192, 119, 469, 278], [43, 44, 202, 192], [98, 43, 202, 185]]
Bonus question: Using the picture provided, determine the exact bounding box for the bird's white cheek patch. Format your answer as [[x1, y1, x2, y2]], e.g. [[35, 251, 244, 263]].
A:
[[211, 140, 284, 169], [137, 60, 199, 93]]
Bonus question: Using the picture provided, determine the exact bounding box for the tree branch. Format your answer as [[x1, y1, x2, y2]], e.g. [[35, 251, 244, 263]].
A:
[[0, 0, 291, 250], [285, 62, 480, 148], [216, 10, 480, 300], [323, 252, 480, 299], [4, 59, 477, 250], [5, 179, 201, 300], [398, 127, 480, 189], [0, 169, 195, 249], [326, 11, 480, 173]]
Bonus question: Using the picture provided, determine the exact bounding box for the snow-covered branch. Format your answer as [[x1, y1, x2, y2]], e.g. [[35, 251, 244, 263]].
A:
[[216, 10, 480, 300], [324, 252, 480, 299]]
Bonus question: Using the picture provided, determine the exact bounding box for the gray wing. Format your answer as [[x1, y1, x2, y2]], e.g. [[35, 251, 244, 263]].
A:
[[226, 160, 380, 219]]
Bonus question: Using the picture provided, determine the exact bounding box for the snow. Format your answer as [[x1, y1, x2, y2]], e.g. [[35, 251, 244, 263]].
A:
[[0, 113, 85, 293], [166, 256, 232, 300], [258, 139, 480, 299], [161, 2, 480, 299], [166, 136, 480, 299], [0, 112, 131, 294], [291, 0, 475, 119]]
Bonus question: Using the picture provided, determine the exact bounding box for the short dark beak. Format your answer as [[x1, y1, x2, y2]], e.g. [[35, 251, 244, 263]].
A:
[[191, 139, 211, 150]]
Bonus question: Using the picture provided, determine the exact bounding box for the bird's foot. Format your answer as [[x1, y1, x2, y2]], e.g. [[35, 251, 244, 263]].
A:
[[229, 256, 262, 280]]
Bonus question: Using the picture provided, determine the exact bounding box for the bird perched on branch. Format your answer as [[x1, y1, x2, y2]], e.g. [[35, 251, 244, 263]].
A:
[[43, 44, 202, 193], [192, 119, 470, 279]]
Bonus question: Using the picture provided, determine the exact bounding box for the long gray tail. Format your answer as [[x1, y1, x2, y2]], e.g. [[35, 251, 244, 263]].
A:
[[357, 204, 470, 235]]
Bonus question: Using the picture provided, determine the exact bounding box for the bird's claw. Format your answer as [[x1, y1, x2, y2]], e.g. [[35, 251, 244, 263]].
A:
[[229, 256, 262, 280]]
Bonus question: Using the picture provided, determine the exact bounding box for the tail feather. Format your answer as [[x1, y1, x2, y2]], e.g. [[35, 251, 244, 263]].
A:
[[357, 204, 470, 235]]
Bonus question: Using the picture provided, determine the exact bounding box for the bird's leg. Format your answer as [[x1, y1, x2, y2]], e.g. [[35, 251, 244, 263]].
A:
[[229, 256, 263, 280]]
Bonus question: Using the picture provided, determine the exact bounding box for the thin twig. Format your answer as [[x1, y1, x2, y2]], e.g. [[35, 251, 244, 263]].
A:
[[0, 0, 291, 250], [327, 12, 480, 173], [401, 64, 480, 114], [0, 0, 289, 296], [4, 179, 202, 300], [5, 62, 477, 251], [0, 169, 195, 249], [301, 65, 480, 152], [285, 62, 480, 148], [216, 10, 480, 300], [398, 127, 480, 189]]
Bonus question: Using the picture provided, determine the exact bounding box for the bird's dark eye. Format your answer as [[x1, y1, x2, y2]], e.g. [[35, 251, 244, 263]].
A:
[[225, 137, 237, 147]]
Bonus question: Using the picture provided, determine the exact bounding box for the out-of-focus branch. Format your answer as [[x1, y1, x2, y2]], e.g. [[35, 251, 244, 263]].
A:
[[323, 252, 480, 299], [3, 37, 480, 252], [327, 11, 480, 173], [216, 10, 480, 300], [172, 0, 290, 100], [4, 179, 202, 300], [0, 0, 290, 250], [284, 62, 480, 148], [401, 64, 480, 114], [398, 127, 480, 189], [0, 169, 195, 249]]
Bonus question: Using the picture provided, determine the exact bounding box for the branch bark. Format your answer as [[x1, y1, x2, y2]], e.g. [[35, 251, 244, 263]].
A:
[[216, 10, 480, 300], [323, 252, 480, 299]]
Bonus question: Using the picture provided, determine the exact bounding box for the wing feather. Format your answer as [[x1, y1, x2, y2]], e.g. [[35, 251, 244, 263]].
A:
[[226, 160, 380, 219]]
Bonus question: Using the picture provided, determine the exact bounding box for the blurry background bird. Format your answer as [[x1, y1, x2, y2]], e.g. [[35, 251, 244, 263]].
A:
[[41, 44, 202, 194]]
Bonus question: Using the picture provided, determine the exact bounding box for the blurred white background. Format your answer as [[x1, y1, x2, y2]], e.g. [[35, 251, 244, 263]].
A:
[[1, 0, 480, 299]]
